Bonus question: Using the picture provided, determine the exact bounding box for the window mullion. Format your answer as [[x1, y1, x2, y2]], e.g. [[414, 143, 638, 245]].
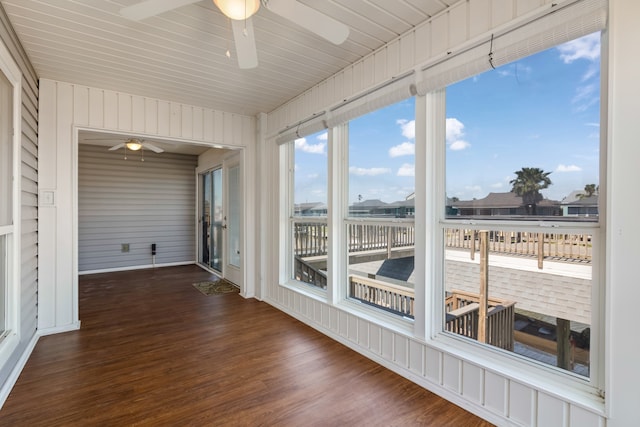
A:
[[328, 124, 348, 305]]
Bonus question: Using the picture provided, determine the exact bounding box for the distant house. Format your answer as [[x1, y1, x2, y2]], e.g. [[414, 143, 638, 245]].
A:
[[349, 198, 414, 217], [294, 202, 327, 216], [560, 191, 599, 217], [450, 192, 561, 217]]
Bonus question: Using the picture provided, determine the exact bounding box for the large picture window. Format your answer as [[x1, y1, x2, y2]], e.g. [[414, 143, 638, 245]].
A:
[[346, 98, 416, 318], [441, 33, 602, 378], [291, 129, 328, 290]]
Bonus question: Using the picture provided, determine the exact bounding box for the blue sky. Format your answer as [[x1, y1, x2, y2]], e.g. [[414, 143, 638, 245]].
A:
[[294, 32, 601, 205]]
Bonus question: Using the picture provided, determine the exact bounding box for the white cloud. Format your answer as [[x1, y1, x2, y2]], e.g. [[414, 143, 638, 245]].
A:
[[450, 140, 471, 151], [389, 142, 415, 157], [557, 33, 601, 64], [316, 132, 328, 141], [556, 164, 582, 172], [295, 137, 326, 154], [307, 173, 319, 179], [491, 182, 503, 189], [396, 119, 415, 140], [397, 163, 415, 177], [446, 117, 470, 151], [572, 83, 599, 112], [349, 166, 391, 176]]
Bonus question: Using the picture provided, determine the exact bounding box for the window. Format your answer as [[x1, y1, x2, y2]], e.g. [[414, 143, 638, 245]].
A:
[[441, 33, 602, 379], [0, 67, 13, 338], [346, 99, 416, 318], [291, 129, 328, 289], [0, 40, 20, 363]]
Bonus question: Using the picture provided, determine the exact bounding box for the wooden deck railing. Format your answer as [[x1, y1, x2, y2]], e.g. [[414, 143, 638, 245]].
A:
[[444, 228, 592, 265], [445, 290, 515, 351], [349, 274, 414, 319], [294, 256, 327, 289], [347, 223, 415, 253], [293, 220, 592, 265]]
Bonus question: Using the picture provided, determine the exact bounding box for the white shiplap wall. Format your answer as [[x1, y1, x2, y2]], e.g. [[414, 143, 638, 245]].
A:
[[38, 79, 257, 333], [262, 0, 609, 426], [0, 1, 39, 404], [78, 144, 198, 272]]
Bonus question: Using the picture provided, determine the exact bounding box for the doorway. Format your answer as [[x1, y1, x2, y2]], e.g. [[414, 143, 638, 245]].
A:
[[198, 154, 242, 287]]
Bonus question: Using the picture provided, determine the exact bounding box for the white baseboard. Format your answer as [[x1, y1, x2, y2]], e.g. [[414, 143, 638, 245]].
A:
[[37, 321, 81, 337], [79, 261, 195, 275], [0, 333, 39, 410]]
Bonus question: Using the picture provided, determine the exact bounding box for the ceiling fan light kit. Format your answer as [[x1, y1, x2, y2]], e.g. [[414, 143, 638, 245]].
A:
[[214, 0, 260, 20], [120, 0, 350, 69], [125, 139, 143, 151]]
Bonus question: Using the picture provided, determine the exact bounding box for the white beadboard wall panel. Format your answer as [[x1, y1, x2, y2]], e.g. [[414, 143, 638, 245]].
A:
[[348, 314, 358, 343], [369, 323, 381, 355], [266, 0, 558, 137], [394, 334, 408, 367], [357, 318, 369, 348], [381, 328, 394, 361], [338, 309, 349, 337], [509, 381, 535, 426], [321, 304, 331, 330], [462, 362, 484, 405], [425, 346, 442, 384], [538, 392, 567, 427], [408, 340, 423, 376], [493, 0, 515, 27], [449, 2, 469, 48], [569, 404, 603, 427], [485, 370, 508, 417], [443, 353, 461, 393], [517, 0, 545, 16]]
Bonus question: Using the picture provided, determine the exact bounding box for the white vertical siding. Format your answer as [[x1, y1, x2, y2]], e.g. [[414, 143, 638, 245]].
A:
[[37, 79, 256, 333], [78, 145, 197, 272], [0, 0, 38, 399]]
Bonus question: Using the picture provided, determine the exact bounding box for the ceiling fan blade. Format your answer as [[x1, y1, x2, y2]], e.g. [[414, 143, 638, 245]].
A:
[[266, 0, 349, 45], [142, 142, 164, 153], [231, 18, 258, 69], [108, 143, 125, 151], [120, 0, 201, 21]]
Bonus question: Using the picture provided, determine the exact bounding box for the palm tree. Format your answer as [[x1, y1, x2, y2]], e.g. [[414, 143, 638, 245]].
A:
[[510, 167, 552, 215], [578, 183, 597, 199]]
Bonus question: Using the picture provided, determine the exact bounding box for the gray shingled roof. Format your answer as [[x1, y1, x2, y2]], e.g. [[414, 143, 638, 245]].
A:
[[452, 192, 559, 208]]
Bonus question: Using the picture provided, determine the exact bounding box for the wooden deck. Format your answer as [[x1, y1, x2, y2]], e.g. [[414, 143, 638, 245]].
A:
[[0, 265, 492, 426]]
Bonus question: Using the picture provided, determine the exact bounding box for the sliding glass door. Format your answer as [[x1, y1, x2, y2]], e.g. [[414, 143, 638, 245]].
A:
[[200, 168, 223, 272]]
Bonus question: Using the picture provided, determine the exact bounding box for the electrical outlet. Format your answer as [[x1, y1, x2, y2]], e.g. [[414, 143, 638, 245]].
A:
[[121, 243, 130, 253]]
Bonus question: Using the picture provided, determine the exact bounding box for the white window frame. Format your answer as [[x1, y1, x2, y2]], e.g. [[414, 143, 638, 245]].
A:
[[0, 38, 22, 367], [424, 29, 607, 399]]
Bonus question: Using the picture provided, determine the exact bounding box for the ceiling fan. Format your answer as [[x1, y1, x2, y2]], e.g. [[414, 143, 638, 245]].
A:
[[120, 0, 350, 69], [109, 138, 165, 153]]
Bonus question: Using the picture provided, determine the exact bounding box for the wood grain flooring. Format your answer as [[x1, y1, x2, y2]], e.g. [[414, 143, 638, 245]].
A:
[[1, 265, 493, 426]]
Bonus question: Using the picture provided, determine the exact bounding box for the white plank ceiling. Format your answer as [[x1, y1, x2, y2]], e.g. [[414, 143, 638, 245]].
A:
[[1, 0, 457, 117]]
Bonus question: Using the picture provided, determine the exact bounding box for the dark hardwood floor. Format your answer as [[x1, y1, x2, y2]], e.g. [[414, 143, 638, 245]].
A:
[[1, 265, 493, 426]]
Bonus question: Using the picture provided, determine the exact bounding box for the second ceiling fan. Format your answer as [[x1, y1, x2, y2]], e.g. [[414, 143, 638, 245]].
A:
[[120, 0, 350, 69]]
